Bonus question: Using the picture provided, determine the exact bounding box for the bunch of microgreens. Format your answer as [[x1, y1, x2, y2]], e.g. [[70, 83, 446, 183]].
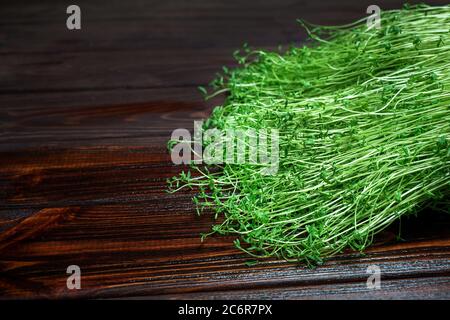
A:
[[168, 4, 450, 265]]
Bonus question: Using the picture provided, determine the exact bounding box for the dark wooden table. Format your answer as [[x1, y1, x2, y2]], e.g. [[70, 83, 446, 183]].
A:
[[1, 0, 449, 299]]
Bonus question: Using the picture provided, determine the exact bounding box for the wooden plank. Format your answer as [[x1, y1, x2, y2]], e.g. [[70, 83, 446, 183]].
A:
[[145, 277, 450, 300], [0, 49, 238, 92], [1, 203, 448, 298], [0, 16, 302, 54], [0, 87, 204, 110], [0, 99, 212, 150]]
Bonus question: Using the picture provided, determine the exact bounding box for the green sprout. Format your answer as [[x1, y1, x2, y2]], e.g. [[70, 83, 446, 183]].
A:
[[169, 4, 450, 265]]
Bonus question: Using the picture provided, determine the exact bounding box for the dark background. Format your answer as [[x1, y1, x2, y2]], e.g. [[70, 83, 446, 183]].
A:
[[0, 0, 449, 299]]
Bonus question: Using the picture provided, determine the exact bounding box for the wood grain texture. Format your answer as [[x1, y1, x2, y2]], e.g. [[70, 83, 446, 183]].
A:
[[0, 0, 449, 299]]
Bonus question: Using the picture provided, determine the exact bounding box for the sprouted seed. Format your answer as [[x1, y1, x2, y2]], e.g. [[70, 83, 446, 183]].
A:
[[168, 4, 450, 265]]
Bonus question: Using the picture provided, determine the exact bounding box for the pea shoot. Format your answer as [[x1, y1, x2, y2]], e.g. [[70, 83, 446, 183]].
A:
[[168, 4, 450, 265]]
